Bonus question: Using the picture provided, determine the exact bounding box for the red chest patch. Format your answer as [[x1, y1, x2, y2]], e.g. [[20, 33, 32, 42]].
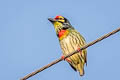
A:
[[58, 30, 67, 38]]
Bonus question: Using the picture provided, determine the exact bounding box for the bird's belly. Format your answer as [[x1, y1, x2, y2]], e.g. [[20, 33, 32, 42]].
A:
[[60, 35, 81, 64], [60, 35, 78, 56]]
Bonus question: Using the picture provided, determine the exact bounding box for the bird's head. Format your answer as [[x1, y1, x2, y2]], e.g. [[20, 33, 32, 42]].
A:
[[48, 15, 73, 34]]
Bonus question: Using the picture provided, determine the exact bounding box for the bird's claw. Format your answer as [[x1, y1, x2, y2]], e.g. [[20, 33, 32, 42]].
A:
[[77, 47, 82, 55], [61, 55, 71, 63]]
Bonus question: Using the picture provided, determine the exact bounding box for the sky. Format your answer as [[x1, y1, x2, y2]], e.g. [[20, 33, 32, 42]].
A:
[[0, 0, 120, 80]]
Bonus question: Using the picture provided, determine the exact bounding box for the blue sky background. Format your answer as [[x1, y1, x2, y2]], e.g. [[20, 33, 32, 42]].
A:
[[0, 0, 120, 80]]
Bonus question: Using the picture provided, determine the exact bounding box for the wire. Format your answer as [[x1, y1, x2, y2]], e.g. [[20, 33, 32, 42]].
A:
[[20, 27, 120, 80]]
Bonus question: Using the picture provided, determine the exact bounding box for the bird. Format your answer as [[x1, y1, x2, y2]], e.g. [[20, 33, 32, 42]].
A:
[[48, 15, 87, 76]]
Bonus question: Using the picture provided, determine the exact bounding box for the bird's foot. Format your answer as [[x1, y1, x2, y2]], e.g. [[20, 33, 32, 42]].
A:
[[61, 55, 71, 63], [77, 47, 82, 55]]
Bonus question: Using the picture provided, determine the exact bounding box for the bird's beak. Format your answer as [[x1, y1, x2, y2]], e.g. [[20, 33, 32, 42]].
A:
[[48, 18, 56, 23]]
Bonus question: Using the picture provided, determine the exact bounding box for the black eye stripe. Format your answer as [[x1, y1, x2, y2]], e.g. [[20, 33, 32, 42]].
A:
[[59, 18, 63, 20]]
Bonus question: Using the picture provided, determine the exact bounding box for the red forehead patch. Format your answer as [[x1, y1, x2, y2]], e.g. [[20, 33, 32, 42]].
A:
[[54, 15, 61, 19]]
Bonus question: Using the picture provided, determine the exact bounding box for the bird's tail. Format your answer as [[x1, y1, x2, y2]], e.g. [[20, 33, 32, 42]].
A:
[[77, 64, 84, 76]]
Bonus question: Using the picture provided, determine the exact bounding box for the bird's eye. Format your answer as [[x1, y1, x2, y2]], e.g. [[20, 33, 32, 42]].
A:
[[59, 18, 63, 20]]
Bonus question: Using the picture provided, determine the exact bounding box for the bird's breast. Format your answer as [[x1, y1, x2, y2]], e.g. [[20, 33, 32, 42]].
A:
[[58, 30, 69, 40], [60, 34, 77, 56]]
